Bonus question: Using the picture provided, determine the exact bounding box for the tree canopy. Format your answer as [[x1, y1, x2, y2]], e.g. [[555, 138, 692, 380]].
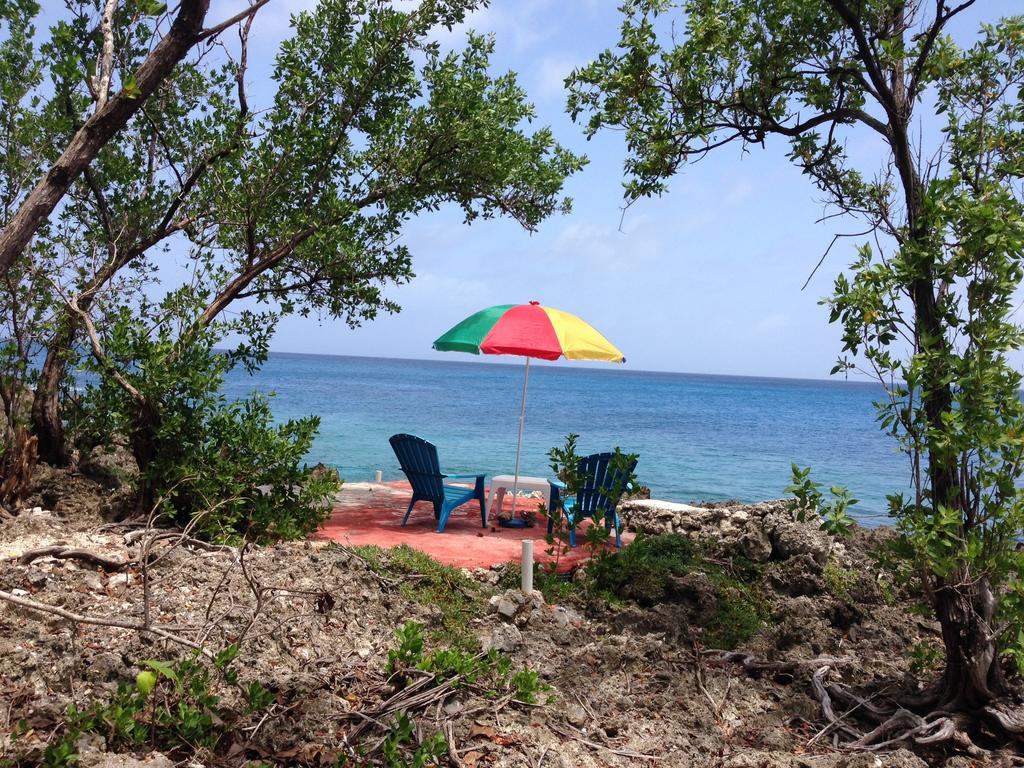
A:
[[0, 0, 583, 533], [570, 0, 1024, 744]]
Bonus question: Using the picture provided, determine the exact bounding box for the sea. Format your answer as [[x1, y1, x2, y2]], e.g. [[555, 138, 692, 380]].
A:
[[221, 353, 909, 525]]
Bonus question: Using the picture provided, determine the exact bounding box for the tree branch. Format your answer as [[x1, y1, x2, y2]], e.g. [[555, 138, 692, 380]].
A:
[[90, 0, 119, 110]]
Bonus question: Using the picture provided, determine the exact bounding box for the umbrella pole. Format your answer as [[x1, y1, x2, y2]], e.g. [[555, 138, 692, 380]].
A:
[[510, 357, 530, 518]]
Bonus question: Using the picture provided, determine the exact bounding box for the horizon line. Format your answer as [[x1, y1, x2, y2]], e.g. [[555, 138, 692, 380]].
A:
[[254, 348, 886, 387]]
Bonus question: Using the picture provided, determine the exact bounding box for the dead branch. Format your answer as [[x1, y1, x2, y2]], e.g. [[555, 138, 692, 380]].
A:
[[0, 588, 210, 656], [693, 648, 732, 728], [90, 0, 119, 109], [442, 720, 462, 767]]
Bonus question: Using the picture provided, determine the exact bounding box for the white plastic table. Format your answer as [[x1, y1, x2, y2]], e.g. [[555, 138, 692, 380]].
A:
[[486, 474, 553, 521]]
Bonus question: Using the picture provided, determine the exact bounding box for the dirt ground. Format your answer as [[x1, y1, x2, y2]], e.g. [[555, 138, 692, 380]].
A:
[[0, 465, 1013, 767]]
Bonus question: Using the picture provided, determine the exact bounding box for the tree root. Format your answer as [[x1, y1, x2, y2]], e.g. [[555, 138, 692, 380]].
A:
[[17, 545, 129, 571], [984, 701, 1024, 735], [719, 652, 1021, 757], [712, 650, 856, 675]]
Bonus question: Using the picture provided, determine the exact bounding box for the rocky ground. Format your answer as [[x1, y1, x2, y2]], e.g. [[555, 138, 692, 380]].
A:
[[0, 464, 1012, 767]]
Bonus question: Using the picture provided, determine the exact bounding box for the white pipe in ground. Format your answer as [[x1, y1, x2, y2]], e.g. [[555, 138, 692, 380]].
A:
[[374, 470, 383, 483], [521, 539, 534, 593]]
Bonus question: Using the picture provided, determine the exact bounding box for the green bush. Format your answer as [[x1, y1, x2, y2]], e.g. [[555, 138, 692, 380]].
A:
[[78, 304, 339, 543], [587, 534, 768, 649], [586, 533, 697, 605], [157, 395, 340, 542], [26, 648, 269, 767]]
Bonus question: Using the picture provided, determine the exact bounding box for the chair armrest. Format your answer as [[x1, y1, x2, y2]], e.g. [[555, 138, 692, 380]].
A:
[[550, 478, 566, 490], [444, 472, 487, 480]]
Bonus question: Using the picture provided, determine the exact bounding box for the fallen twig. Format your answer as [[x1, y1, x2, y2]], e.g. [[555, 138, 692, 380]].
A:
[[549, 723, 660, 761], [443, 720, 462, 767]]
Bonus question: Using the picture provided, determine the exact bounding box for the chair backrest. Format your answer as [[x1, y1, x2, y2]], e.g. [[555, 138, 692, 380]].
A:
[[389, 434, 444, 499], [574, 452, 639, 519]]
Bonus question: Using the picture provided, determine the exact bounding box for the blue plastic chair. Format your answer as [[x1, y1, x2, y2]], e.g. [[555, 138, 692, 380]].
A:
[[548, 452, 638, 548], [389, 434, 487, 533]]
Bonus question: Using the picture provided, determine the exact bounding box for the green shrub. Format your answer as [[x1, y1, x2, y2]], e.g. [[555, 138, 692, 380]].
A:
[[586, 533, 697, 605], [30, 648, 270, 767], [78, 309, 339, 543], [586, 534, 769, 649]]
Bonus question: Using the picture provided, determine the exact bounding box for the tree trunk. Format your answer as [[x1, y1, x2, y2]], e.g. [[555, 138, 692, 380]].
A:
[[934, 575, 1007, 709], [130, 403, 161, 517], [0, 426, 37, 505], [0, 0, 211, 281], [31, 340, 71, 466], [882, 51, 1002, 715]]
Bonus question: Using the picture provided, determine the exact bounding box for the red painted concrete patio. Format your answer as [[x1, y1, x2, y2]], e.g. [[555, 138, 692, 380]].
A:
[[314, 481, 633, 570]]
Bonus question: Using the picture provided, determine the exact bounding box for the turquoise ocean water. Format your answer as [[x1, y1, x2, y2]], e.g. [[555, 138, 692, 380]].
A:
[[222, 353, 909, 524]]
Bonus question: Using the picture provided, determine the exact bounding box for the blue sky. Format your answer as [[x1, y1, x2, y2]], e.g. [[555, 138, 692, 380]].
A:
[[211, 0, 1020, 380]]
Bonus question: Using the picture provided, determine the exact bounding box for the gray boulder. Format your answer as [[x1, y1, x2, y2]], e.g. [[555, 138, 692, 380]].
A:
[[79, 445, 138, 490]]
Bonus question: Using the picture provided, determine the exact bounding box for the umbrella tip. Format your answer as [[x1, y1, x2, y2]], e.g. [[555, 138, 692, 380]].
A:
[[529, 300, 540, 305]]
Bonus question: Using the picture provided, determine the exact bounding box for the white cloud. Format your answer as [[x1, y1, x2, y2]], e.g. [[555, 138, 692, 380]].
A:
[[554, 220, 662, 272], [427, 0, 556, 53], [397, 272, 493, 312], [535, 54, 582, 101], [725, 177, 754, 206], [752, 312, 792, 335]]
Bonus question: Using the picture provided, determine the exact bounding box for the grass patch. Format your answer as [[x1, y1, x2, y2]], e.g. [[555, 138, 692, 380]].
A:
[[351, 544, 484, 651], [823, 559, 859, 600], [496, 562, 581, 604], [586, 534, 770, 649]]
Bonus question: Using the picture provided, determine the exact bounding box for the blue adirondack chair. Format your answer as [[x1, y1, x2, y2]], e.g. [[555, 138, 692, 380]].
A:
[[548, 452, 638, 548], [389, 434, 487, 533]]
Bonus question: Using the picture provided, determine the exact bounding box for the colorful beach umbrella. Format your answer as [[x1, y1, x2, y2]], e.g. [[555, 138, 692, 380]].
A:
[[433, 301, 624, 521]]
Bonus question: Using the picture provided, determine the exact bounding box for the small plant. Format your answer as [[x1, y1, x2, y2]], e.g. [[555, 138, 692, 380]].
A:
[[543, 433, 586, 573], [378, 713, 448, 768], [877, 576, 897, 605], [387, 621, 426, 681], [908, 640, 943, 676], [383, 621, 551, 707], [785, 464, 857, 537], [820, 486, 857, 537], [31, 648, 275, 767], [544, 435, 641, 565], [823, 560, 859, 600], [784, 463, 823, 513], [510, 668, 544, 704], [245, 680, 276, 713]]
